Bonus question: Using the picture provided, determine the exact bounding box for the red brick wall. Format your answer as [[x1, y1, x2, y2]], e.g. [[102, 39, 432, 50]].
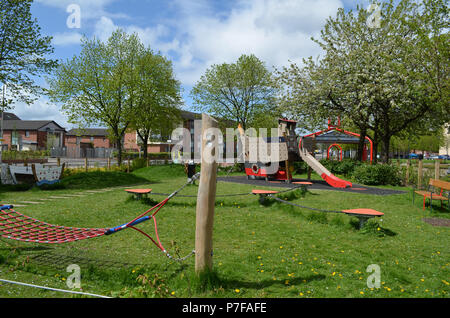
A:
[[124, 132, 140, 151], [65, 135, 111, 148]]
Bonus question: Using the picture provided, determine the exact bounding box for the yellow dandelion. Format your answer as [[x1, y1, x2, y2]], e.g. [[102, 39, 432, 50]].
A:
[[299, 292, 304, 296], [171, 291, 175, 295], [360, 291, 364, 295], [235, 289, 240, 293]]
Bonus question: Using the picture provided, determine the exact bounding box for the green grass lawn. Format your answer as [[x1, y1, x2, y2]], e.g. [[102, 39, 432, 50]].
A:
[[0, 165, 448, 298]]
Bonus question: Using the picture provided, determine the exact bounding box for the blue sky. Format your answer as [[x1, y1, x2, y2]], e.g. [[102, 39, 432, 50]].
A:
[[10, 0, 369, 129]]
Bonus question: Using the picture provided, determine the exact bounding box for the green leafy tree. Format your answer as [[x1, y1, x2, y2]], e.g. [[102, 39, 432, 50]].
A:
[[129, 49, 182, 159], [48, 29, 145, 165], [0, 0, 57, 105], [277, 0, 449, 163], [191, 54, 279, 130]]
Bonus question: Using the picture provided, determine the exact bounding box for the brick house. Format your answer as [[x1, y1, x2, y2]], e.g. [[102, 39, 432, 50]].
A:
[[123, 110, 202, 153], [65, 128, 113, 149], [0, 112, 66, 151]]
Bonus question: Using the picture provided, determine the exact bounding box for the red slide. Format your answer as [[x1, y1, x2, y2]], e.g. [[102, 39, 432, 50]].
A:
[[321, 173, 352, 189]]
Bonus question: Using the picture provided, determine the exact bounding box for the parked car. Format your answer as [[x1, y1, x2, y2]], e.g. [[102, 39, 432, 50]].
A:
[[438, 154, 450, 160], [409, 153, 419, 159], [430, 155, 439, 160]]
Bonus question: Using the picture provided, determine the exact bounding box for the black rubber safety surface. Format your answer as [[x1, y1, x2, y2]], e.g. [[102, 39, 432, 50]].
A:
[[217, 176, 406, 196]]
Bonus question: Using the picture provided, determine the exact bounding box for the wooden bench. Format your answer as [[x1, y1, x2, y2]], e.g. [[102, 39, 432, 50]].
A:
[[125, 189, 152, 200], [413, 179, 450, 211]]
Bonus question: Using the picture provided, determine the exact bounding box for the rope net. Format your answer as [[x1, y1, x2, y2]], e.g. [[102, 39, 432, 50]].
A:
[[0, 205, 106, 244]]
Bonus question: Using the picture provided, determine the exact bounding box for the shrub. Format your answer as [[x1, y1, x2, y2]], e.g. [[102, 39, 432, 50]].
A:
[[319, 159, 363, 177], [130, 158, 147, 171], [352, 163, 402, 186], [293, 161, 308, 174]]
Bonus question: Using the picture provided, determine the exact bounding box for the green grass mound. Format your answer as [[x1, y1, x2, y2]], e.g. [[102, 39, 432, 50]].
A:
[[60, 170, 149, 190]]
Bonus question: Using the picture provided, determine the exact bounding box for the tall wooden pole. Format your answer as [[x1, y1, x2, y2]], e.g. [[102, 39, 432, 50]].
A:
[[435, 160, 440, 180], [418, 159, 423, 189], [195, 114, 218, 274]]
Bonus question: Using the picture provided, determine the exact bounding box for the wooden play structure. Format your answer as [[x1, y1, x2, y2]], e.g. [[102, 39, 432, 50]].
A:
[[238, 118, 356, 188], [6, 163, 65, 186]]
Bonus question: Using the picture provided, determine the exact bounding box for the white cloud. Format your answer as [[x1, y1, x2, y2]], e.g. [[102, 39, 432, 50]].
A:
[[36, 0, 128, 20], [94, 16, 180, 55], [89, 0, 344, 87], [11, 98, 71, 129], [52, 32, 83, 46], [168, 0, 344, 85]]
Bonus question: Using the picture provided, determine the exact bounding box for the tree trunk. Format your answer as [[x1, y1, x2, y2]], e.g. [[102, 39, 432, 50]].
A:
[[371, 128, 379, 164], [356, 127, 367, 161], [382, 135, 391, 164], [142, 136, 149, 160], [117, 140, 123, 167]]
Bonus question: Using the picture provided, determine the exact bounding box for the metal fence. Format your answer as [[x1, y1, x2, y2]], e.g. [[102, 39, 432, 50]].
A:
[[50, 147, 116, 159]]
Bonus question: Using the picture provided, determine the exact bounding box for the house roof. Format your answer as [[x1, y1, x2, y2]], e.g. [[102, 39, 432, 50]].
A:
[[180, 110, 201, 120], [312, 130, 368, 144], [2, 120, 65, 131], [0, 112, 21, 120], [66, 128, 109, 137]]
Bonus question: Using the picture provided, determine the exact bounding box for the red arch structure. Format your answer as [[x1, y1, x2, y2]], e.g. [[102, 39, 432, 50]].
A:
[[327, 143, 343, 161], [302, 118, 373, 163]]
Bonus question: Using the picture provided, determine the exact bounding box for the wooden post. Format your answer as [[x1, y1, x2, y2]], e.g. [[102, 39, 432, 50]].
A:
[[195, 114, 218, 274], [57, 157, 61, 167], [405, 160, 410, 185], [435, 160, 440, 180], [418, 159, 423, 189], [84, 157, 88, 172], [107, 157, 111, 170], [307, 166, 312, 181], [24, 158, 28, 167]]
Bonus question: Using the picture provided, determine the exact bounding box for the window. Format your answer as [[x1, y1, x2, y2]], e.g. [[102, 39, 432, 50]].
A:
[[90, 136, 94, 142], [11, 131, 19, 145], [25, 131, 30, 137]]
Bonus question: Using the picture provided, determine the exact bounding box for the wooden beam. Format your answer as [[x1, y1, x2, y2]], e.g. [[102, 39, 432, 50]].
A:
[[195, 113, 219, 274]]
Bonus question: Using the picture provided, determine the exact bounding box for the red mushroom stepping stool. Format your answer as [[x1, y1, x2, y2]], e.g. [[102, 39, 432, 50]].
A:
[[125, 189, 152, 200], [341, 208, 384, 229], [292, 181, 313, 192], [252, 189, 278, 204]]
